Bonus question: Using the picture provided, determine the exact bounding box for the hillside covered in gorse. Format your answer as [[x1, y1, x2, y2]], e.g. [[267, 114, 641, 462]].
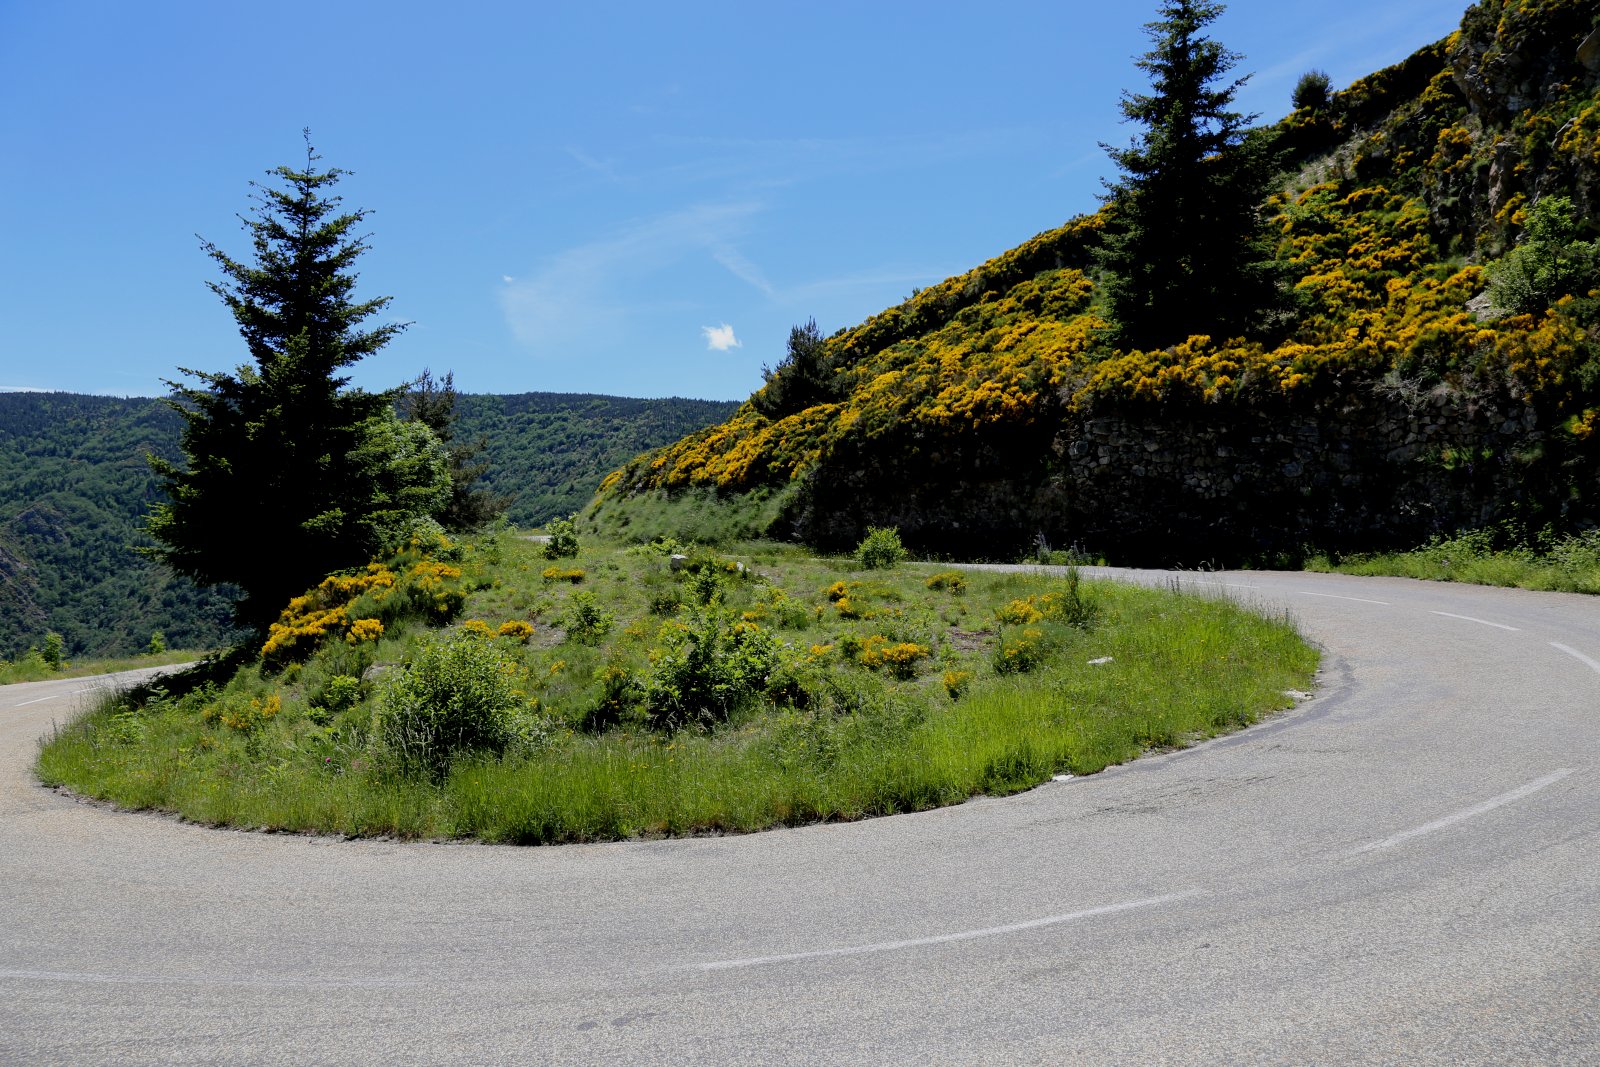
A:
[[590, 0, 1600, 563]]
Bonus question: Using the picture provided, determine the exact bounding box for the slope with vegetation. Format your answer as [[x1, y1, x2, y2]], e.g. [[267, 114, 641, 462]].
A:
[[0, 389, 735, 662], [40, 529, 1315, 842], [452, 392, 737, 527], [34, 17, 1331, 841], [591, 0, 1600, 564], [0, 392, 239, 660]]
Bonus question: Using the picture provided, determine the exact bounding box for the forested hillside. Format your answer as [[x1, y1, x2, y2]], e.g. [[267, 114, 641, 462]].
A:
[[453, 393, 737, 526], [0, 393, 238, 659], [0, 391, 735, 658], [591, 0, 1600, 562]]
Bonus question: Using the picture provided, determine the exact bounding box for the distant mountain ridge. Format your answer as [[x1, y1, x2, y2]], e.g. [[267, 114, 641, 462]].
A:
[[0, 390, 736, 658]]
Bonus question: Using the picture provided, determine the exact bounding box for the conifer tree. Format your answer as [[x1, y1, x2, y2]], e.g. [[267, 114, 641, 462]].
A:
[[147, 134, 448, 630], [401, 368, 508, 529], [1096, 1, 1286, 349], [750, 318, 837, 420]]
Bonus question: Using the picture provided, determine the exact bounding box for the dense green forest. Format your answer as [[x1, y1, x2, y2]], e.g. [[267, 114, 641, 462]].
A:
[[452, 393, 738, 526], [0, 391, 735, 659]]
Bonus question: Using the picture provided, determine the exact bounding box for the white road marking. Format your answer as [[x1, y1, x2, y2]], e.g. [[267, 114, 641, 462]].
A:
[[1349, 769, 1575, 855], [9, 695, 56, 708], [1431, 611, 1520, 632], [1551, 643, 1600, 677], [690, 891, 1202, 972], [0, 967, 418, 989], [1299, 591, 1390, 606]]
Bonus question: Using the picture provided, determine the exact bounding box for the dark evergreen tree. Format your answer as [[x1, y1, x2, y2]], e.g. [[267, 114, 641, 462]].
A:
[[1292, 69, 1333, 112], [147, 134, 448, 630], [401, 369, 509, 529], [750, 318, 839, 420], [1096, 1, 1288, 349]]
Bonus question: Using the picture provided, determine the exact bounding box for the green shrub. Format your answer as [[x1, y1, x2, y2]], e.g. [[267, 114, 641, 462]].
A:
[[1488, 195, 1600, 315], [685, 566, 725, 606], [328, 674, 364, 707], [564, 592, 615, 643], [648, 587, 685, 616], [587, 662, 646, 729], [147, 631, 166, 655], [857, 526, 907, 570], [1056, 566, 1099, 629], [645, 612, 782, 728], [543, 514, 580, 559], [377, 635, 529, 776], [40, 631, 66, 671]]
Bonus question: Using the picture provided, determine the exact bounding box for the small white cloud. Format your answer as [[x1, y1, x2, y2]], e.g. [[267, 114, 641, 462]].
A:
[[501, 275, 515, 284], [702, 323, 741, 351]]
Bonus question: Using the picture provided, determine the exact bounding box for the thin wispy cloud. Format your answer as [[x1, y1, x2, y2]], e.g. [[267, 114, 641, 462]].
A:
[[499, 201, 767, 354], [711, 245, 774, 296], [702, 323, 741, 351], [649, 127, 1050, 190], [565, 147, 624, 183]]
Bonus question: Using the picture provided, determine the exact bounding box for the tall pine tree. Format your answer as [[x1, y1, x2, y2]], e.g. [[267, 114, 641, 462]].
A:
[[147, 134, 448, 630], [1096, 1, 1286, 349]]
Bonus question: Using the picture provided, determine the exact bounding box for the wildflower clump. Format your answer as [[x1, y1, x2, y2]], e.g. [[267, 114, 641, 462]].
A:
[[995, 629, 1046, 674], [204, 692, 282, 733], [925, 571, 967, 594], [261, 547, 469, 662], [994, 571, 1098, 629], [856, 636, 931, 679], [542, 567, 586, 584], [497, 620, 534, 643], [347, 618, 384, 644]]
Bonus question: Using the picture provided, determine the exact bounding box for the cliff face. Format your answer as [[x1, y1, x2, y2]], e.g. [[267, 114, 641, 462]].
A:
[[1279, 0, 1600, 254], [594, 0, 1600, 562]]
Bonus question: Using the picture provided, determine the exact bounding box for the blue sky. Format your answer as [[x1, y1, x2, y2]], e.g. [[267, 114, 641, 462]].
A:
[[0, 1, 1470, 401]]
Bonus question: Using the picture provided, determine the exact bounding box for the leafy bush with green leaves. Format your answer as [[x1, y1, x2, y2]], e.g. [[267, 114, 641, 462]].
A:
[[645, 612, 783, 728], [1489, 196, 1600, 315], [310, 674, 364, 725], [40, 632, 65, 671], [377, 635, 530, 775], [543, 514, 580, 559], [563, 591, 614, 643], [856, 526, 908, 570]]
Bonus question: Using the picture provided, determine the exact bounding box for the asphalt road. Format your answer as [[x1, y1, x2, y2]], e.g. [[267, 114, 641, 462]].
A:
[[2, 570, 1596, 1065]]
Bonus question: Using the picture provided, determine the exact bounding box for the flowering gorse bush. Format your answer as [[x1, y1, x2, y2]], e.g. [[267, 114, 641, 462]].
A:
[[261, 545, 468, 662], [855, 636, 930, 679]]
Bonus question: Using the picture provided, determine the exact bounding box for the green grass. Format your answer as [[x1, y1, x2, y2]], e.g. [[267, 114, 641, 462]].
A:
[[1306, 527, 1600, 594], [583, 483, 798, 545], [0, 649, 202, 686], [37, 532, 1317, 844]]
